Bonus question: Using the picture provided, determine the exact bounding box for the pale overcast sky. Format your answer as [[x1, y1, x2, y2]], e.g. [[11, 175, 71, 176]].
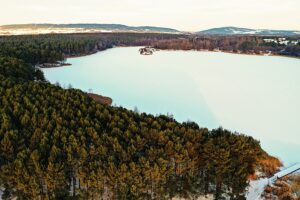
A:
[[0, 0, 299, 31]]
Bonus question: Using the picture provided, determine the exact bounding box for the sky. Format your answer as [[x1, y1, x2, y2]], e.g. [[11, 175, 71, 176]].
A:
[[0, 0, 299, 31]]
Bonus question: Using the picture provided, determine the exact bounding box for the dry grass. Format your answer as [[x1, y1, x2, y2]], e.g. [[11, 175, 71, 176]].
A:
[[259, 155, 283, 177], [290, 174, 300, 198], [87, 93, 112, 105]]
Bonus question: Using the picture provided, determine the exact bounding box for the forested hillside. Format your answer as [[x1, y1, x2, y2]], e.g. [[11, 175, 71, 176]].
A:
[[197, 26, 300, 36], [152, 36, 300, 57], [0, 33, 268, 200]]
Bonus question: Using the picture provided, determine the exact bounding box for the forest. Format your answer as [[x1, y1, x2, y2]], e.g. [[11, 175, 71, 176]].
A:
[[152, 36, 300, 57], [0, 33, 186, 64], [0, 33, 277, 200]]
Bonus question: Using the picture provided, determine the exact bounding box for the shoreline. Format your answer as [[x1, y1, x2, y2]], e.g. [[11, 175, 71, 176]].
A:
[[39, 45, 300, 69], [153, 47, 300, 59], [37, 62, 72, 68]]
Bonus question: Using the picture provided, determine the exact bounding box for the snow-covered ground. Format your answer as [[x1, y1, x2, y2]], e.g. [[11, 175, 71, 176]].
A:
[[246, 178, 269, 200], [0, 28, 114, 35], [0, 28, 179, 35], [246, 163, 300, 200]]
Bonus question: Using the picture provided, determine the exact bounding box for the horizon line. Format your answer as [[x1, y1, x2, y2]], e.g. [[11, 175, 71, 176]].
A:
[[0, 23, 300, 32]]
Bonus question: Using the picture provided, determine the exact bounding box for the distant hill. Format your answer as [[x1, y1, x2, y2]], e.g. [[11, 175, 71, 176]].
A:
[[197, 26, 300, 36], [1, 24, 299, 36], [0, 23, 181, 35]]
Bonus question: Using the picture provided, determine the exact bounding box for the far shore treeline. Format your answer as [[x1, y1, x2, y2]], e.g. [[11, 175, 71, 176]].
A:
[[0, 33, 299, 65], [0, 33, 283, 200]]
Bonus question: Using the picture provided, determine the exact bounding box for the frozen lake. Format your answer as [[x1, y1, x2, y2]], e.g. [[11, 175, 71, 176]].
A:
[[43, 47, 300, 166]]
